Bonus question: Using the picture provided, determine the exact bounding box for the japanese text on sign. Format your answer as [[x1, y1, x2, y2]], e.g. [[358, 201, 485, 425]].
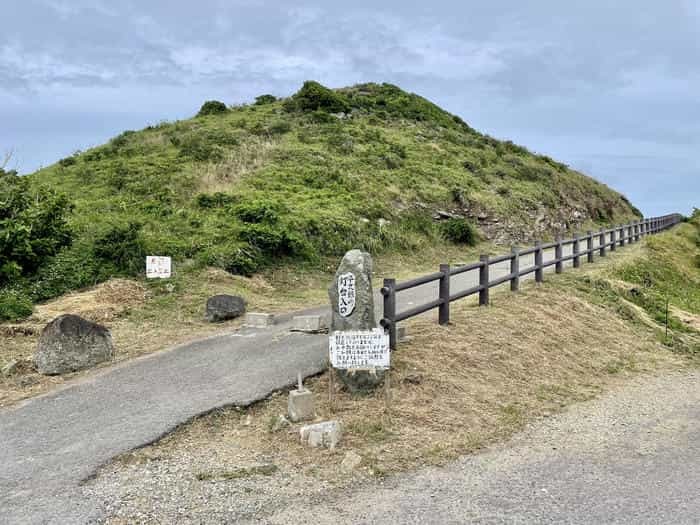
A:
[[329, 329, 390, 370], [337, 272, 356, 317], [146, 256, 172, 279]]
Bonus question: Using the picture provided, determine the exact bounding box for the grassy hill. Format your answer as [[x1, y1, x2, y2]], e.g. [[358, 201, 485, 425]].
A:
[[3, 81, 642, 316]]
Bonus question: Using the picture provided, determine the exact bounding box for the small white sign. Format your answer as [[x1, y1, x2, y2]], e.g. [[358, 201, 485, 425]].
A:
[[337, 272, 356, 317], [329, 329, 390, 370], [146, 256, 172, 279]]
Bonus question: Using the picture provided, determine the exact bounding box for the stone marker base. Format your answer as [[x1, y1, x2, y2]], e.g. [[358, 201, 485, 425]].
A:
[[288, 389, 315, 422], [244, 313, 275, 328], [291, 315, 328, 333], [335, 368, 387, 394], [300, 421, 342, 449]]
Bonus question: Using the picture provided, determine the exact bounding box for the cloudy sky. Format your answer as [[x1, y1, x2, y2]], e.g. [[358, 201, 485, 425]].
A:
[[2, 1, 698, 216]]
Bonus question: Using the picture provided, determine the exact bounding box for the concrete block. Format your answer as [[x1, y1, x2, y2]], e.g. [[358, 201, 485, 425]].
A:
[[300, 420, 342, 450], [291, 315, 328, 333], [397, 326, 409, 342], [288, 389, 315, 422], [245, 312, 275, 328]]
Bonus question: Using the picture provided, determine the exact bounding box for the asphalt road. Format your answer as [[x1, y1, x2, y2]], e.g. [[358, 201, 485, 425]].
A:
[[260, 369, 700, 525], [0, 232, 630, 523]]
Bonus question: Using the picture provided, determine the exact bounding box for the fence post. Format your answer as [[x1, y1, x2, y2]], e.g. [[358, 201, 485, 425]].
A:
[[610, 228, 617, 251], [382, 278, 397, 350], [587, 231, 594, 263], [634, 222, 640, 241], [479, 255, 490, 306], [510, 246, 520, 292], [619, 225, 626, 247], [599, 229, 606, 257], [573, 233, 581, 268], [535, 241, 544, 283], [555, 237, 563, 274], [438, 264, 450, 326]]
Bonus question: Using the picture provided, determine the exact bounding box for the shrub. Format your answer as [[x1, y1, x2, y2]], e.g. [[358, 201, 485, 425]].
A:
[[196, 192, 238, 209], [268, 120, 292, 135], [197, 100, 228, 117], [440, 219, 479, 246], [255, 94, 277, 105], [0, 170, 73, 285], [288, 81, 350, 114], [239, 224, 307, 258], [234, 199, 281, 223], [0, 290, 33, 321], [93, 223, 146, 275]]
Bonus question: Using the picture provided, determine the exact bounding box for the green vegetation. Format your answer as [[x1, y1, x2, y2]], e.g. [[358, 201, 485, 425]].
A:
[[4, 81, 641, 316], [570, 210, 699, 355], [197, 100, 228, 117]]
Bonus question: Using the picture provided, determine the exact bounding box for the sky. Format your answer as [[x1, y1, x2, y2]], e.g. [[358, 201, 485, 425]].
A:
[[2, 1, 698, 217]]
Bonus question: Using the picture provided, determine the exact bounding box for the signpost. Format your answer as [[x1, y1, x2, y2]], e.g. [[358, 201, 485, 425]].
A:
[[328, 327, 391, 415], [146, 256, 172, 279]]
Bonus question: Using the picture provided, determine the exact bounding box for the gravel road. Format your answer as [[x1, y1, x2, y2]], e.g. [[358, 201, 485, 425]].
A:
[[257, 368, 700, 525]]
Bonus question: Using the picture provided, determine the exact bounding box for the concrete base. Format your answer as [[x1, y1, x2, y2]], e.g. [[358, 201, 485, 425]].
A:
[[300, 420, 342, 450], [291, 315, 328, 333], [245, 312, 275, 328], [288, 389, 315, 422], [397, 326, 409, 342]]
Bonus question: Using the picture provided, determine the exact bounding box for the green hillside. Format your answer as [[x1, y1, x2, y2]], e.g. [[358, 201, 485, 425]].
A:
[[2, 81, 641, 317]]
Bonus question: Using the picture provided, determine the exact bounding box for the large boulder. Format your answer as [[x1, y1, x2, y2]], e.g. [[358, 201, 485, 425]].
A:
[[35, 315, 114, 375], [328, 249, 386, 393], [205, 294, 247, 323]]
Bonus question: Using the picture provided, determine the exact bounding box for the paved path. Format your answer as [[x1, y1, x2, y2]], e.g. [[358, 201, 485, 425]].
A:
[[259, 368, 700, 525], [0, 234, 626, 523]]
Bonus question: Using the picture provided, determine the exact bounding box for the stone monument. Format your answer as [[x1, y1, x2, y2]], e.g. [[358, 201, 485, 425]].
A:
[[328, 249, 386, 392]]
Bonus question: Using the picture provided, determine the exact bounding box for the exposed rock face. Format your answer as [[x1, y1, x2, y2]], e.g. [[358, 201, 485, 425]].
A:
[[35, 315, 114, 375], [205, 295, 247, 323], [328, 249, 386, 392]]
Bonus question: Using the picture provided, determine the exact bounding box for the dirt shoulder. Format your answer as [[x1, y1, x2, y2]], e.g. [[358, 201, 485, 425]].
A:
[[86, 276, 695, 524]]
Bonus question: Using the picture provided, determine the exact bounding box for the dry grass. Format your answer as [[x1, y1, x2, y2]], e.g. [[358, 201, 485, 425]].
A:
[[112, 280, 686, 484], [197, 137, 278, 194]]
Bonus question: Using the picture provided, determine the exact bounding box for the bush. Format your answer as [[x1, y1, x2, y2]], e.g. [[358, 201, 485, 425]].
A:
[[255, 94, 277, 105], [239, 224, 307, 258], [0, 290, 33, 321], [268, 120, 291, 135], [440, 219, 479, 246], [0, 170, 73, 286], [234, 200, 281, 223], [93, 223, 146, 275], [196, 192, 238, 209], [288, 81, 350, 114], [197, 100, 228, 117]]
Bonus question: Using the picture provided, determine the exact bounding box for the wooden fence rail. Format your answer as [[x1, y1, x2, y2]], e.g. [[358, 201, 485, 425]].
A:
[[380, 213, 683, 349]]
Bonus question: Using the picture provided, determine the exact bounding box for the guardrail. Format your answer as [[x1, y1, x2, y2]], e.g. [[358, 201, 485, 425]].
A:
[[380, 213, 683, 349]]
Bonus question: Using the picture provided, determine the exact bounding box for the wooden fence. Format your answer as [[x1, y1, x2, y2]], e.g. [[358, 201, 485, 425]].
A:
[[380, 213, 683, 349]]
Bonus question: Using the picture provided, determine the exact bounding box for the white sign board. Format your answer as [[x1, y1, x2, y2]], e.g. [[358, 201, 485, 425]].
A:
[[146, 256, 172, 279], [329, 329, 390, 370], [337, 272, 356, 317]]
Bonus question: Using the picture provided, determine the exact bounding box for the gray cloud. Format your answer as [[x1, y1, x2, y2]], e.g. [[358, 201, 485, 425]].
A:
[[1, 0, 698, 215]]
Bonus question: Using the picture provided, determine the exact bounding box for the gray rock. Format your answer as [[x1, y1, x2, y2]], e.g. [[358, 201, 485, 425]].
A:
[[300, 420, 342, 450], [1, 360, 20, 378], [35, 315, 114, 375], [205, 295, 246, 323], [328, 250, 386, 392], [341, 451, 363, 473]]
